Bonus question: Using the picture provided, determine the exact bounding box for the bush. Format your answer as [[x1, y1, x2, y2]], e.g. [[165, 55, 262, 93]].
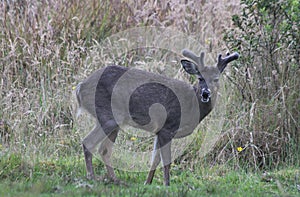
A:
[[221, 0, 300, 169]]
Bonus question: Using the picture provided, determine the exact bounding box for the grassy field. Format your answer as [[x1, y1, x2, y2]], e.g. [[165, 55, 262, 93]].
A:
[[0, 0, 299, 196], [0, 153, 299, 196]]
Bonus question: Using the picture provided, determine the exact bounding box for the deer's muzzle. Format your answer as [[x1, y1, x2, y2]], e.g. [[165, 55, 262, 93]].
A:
[[200, 88, 211, 103]]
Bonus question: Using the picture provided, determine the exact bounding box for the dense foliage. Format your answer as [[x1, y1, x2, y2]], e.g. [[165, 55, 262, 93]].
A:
[[223, 0, 300, 168]]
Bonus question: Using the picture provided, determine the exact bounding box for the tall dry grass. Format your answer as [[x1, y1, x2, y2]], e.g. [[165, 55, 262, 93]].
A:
[[0, 0, 240, 158], [4, 0, 297, 171]]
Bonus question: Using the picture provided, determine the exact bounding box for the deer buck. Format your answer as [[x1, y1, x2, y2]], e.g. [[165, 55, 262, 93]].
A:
[[76, 49, 239, 186]]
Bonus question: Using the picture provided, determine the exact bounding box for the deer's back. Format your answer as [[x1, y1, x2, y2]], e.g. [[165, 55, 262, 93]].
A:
[[78, 65, 200, 136]]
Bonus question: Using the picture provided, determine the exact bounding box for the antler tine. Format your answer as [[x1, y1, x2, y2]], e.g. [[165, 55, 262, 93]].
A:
[[217, 52, 239, 73], [199, 52, 205, 68], [182, 49, 205, 68]]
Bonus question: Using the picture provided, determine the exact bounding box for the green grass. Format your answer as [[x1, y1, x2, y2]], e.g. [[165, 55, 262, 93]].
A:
[[0, 153, 299, 196]]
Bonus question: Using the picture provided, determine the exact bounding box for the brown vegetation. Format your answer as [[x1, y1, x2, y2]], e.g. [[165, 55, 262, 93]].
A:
[[1, 0, 298, 169]]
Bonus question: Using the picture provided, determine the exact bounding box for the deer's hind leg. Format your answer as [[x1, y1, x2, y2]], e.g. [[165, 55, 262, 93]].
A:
[[98, 128, 119, 183], [82, 123, 108, 180]]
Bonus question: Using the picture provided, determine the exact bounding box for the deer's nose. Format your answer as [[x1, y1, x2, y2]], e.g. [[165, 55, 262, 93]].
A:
[[200, 88, 211, 103]]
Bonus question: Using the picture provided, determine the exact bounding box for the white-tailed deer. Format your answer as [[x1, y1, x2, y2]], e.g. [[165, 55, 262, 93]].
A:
[[76, 49, 239, 186]]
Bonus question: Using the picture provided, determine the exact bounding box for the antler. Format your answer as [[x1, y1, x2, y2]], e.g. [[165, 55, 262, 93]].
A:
[[182, 49, 205, 69], [217, 52, 239, 73]]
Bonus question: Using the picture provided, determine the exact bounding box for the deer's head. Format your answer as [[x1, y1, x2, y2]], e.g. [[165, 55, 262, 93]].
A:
[[180, 49, 239, 104]]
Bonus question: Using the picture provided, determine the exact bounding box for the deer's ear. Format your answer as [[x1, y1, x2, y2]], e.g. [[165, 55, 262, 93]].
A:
[[181, 59, 199, 75]]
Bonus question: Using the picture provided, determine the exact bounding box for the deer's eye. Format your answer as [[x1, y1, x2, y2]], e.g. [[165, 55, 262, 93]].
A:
[[198, 77, 204, 82]]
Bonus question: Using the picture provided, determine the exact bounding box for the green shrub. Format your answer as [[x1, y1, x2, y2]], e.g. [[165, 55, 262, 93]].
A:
[[222, 0, 300, 169]]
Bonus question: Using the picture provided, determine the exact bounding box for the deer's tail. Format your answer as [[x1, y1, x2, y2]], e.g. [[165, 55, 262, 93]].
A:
[[75, 82, 83, 117]]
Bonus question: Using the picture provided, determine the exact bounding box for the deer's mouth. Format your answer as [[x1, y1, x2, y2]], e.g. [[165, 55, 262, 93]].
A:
[[200, 88, 211, 103]]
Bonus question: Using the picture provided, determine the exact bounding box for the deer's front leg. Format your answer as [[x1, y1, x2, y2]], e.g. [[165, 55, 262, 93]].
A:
[[160, 142, 171, 186], [156, 131, 173, 186], [145, 136, 161, 185]]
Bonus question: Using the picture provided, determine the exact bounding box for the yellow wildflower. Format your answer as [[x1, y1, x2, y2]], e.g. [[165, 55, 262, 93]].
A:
[[237, 147, 243, 152], [72, 86, 77, 90], [130, 137, 137, 141]]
